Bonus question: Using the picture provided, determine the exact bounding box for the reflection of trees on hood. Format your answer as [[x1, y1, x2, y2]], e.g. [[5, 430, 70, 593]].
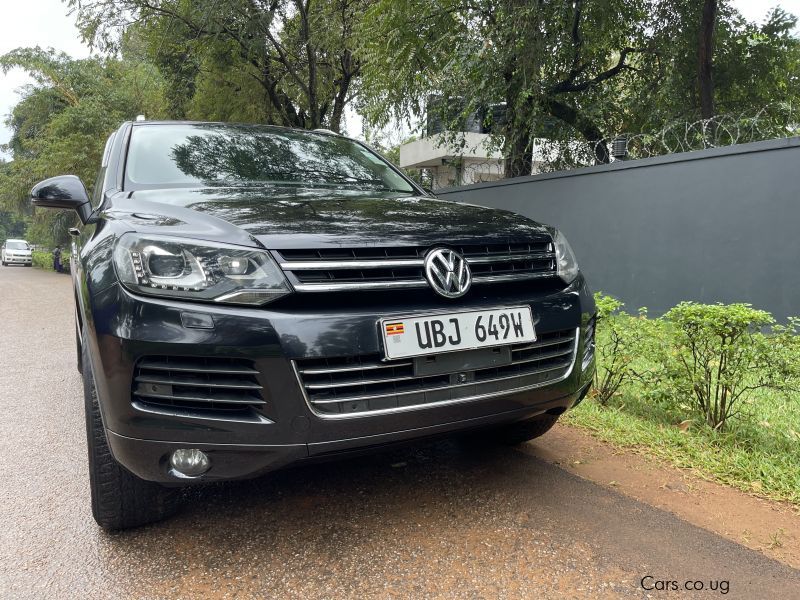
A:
[[185, 191, 547, 240], [170, 129, 383, 185]]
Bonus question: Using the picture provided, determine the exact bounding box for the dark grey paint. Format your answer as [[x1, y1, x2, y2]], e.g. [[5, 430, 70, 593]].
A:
[[438, 137, 800, 321]]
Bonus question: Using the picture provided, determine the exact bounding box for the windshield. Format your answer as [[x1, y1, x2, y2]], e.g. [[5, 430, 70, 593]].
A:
[[126, 124, 415, 193], [6, 241, 29, 250]]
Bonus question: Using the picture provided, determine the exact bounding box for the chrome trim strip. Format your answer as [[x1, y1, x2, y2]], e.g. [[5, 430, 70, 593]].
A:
[[472, 272, 555, 284], [134, 392, 266, 405], [512, 336, 575, 352], [508, 347, 574, 366], [291, 271, 556, 292], [292, 327, 580, 419], [466, 252, 555, 264], [299, 361, 413, 375], [131, 401, 273, 424], [138, 361, 259, 375], [281, 258, 424, 270], [305, 373, 420, 390], [134, 376, 262, 390], [293, 280, 429, 292]]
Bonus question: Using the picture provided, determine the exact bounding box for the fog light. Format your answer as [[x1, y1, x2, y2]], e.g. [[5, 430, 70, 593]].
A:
[[169, 448, 210, 477]]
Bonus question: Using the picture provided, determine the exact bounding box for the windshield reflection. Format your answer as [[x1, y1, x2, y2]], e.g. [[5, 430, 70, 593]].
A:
[[125, 124, 414, 194]]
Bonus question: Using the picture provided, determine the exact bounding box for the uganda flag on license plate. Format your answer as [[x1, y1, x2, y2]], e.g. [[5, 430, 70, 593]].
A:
[[385, 322, 405, 335]]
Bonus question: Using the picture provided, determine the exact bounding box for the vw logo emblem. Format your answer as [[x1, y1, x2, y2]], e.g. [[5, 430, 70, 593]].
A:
[[424, 248, 472, 298]]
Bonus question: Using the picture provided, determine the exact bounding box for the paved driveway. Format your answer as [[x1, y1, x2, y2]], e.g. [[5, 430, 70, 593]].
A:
[[1, 266, 798, 599]]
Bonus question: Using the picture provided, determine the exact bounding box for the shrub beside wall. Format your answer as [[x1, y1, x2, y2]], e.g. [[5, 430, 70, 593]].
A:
[[592, 293, 800, 432]]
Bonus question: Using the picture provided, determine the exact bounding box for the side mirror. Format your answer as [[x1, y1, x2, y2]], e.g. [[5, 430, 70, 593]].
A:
[[31, 175, 93, 224]]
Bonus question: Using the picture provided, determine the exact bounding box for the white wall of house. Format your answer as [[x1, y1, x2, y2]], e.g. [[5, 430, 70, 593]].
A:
[[398, 132, 587, 188]]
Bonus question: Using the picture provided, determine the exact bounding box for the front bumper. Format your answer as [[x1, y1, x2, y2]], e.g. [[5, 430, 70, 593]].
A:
[[84, 276, 595, 483], [4, 256, 32, 264]]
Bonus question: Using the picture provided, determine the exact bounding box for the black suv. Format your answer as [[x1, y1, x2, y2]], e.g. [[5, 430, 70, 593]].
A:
[[32, 121, 595, 530]]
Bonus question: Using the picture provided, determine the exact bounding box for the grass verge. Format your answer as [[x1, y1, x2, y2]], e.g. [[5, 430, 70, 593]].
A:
[[563, 390, 800, 506]]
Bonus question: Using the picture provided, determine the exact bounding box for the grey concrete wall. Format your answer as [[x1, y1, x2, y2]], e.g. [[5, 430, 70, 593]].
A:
[[437, 137, 800, 321]]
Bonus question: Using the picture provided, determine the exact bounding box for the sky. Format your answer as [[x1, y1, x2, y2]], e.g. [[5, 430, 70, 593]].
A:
[[1, 0, 799, 160]]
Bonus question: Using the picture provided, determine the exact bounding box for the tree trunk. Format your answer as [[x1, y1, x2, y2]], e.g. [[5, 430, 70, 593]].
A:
[[502, 62, 533, 176], [698, 0, 717, 119], [541, 97, 610, 164], [505, 129, 534, 178]]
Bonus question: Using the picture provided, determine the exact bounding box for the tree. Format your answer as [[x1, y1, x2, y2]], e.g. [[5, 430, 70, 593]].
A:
[[359, 0, 652, 175], [360, 1, 800, 177], [698, 0, 718, 119], [68, 0, 371, 132], [624, 4, 800, 135], [0, 47, 167, 244]]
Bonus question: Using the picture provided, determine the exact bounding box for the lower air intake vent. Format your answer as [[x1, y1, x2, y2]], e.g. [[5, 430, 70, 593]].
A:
[[132, 356, 265, 414]]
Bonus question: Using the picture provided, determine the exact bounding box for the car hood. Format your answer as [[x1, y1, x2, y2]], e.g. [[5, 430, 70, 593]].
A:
[[117, 186, 551, 249]]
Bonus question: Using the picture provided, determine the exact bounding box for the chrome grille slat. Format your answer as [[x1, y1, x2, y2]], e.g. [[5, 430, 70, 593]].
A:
[[137, 360, 258, 375], [305, 373, 419, 390], [136, 391, 266, 406], [280, 259, 424, 270], [512, 335, 576, 352], [472, 272, 555, 284], [276, 240, 557, 293], [291, 271, 557, 292], [509, 346, 576, 365], [465, 252, 555, 264], [293, 280, 428, 292], [300, 361, 413, 375], [134, 375, 262, 390], [294, 327, 579, 417]]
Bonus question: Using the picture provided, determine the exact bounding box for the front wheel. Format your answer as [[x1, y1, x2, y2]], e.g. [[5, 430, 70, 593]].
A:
[[82, 339, 180, 530]]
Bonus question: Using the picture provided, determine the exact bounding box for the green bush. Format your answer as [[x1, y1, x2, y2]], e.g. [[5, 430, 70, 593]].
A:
[[32, 250, 53, 270], [592, 297, 800, 432], [660, 302, 785, 431], [581, 297, 800, 502], [31, 250, 70, 273], [592, 293, 649, 405]]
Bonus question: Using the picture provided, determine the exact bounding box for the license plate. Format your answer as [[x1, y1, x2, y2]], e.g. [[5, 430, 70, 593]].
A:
[[380, 306, 536, 360]]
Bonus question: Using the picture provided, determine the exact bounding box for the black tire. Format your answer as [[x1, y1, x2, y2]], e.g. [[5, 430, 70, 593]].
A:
[[82, 340, 180, 530], [478, 414, 560, 446]]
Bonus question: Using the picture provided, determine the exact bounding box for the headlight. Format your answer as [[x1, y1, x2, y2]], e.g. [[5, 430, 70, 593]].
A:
[[113, 234, 291, 305], [552, 229, 579, 283]]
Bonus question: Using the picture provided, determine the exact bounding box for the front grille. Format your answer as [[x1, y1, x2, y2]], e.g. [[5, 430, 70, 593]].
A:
[[132, 356, 266, 415], [294, 328, 578, 417], [275, 241, 557, 292]]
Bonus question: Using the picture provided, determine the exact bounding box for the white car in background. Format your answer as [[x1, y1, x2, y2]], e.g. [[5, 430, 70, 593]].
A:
[[1, 239, 33, 267]]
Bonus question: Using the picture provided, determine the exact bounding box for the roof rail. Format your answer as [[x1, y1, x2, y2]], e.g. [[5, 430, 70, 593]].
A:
[[312, 128, 338, 135]]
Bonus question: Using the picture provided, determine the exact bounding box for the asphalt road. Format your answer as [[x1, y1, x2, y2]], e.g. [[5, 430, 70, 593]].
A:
[[1, 265, 798, 600]]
